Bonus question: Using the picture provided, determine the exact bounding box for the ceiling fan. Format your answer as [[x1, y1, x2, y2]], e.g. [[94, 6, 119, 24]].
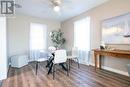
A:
[[50, 0, 62, 12], [44, 0, 70, 12], [31, 0, 71, 12]]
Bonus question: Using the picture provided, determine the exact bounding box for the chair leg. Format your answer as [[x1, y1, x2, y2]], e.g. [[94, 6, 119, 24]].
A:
[[66, 63, 69, 76], [76, 58, 80, 68], [36, 61, 38, 75], [70, 59, 73, 65], [53, 64, 55, 80], [69, 59, 71, 70]]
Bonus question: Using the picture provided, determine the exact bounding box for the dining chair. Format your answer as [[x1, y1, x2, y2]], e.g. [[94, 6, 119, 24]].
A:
[[35, 58, 48, 75], [67, 47, 79, 70], [52, 49, 69, 79], [35, 50, 48, 75]]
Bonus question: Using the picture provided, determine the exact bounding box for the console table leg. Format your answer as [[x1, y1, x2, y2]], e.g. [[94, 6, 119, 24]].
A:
[[94, 53, 97, 71], [99, 55, 102, 69]]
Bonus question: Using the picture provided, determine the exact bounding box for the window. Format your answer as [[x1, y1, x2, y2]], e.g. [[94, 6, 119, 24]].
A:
[[74, 17, 90, 51], [74, 17, 90, 64], [30, 23, 47, 50]]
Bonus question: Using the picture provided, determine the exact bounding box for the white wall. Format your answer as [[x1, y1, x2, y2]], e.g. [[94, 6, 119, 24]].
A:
[[61, 0, 130, 75], [7, 14, 60, 58], [0, 17, 7, 80]]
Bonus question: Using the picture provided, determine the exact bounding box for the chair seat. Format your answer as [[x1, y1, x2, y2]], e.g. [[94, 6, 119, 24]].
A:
[[67, 56, 77, 59], [37, 58, 48, 62]]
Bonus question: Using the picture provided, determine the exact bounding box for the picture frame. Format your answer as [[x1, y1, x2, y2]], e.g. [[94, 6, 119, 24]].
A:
[[102, 13, 130, 44]]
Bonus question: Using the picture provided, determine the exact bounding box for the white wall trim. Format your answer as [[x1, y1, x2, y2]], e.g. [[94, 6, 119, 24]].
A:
[[0, 17, 7, 80], [102, 66, 129, 76], [80, 62, 90, 66], [89, 63, 129, 76]]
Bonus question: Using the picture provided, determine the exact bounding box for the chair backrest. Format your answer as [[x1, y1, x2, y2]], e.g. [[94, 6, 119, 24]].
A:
[[72, 47, 79, 57], [54, 50, 67, 64]]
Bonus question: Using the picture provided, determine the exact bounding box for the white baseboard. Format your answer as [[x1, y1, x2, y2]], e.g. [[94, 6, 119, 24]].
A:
[[80, 62, 90, 66], [102, 66, 129, 76], [0, 73, 7, 80], [89, 63, 129, 76]]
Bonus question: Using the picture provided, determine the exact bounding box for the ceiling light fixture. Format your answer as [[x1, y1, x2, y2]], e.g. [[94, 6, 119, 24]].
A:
[[53, 5, 60, 12], [52, 0, 61, 12]]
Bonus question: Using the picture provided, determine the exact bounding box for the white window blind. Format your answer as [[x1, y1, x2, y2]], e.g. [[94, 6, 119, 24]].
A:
[[74, 17, 91, 64], [74, 17, 90, 51], [30, 23, 47, 50]]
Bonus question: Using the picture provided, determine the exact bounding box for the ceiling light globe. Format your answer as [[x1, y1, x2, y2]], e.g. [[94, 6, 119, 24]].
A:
[[54, 6, 60, 12]]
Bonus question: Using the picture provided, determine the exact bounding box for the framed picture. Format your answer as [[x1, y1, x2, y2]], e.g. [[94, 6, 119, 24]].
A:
[[102, 13, 130, 44]]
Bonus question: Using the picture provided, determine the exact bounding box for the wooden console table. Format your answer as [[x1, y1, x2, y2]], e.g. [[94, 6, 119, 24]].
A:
[[93, 49, 130, 71]]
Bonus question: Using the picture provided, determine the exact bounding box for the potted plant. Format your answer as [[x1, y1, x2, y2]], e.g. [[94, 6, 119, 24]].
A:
[[50, 29, 66, 49]]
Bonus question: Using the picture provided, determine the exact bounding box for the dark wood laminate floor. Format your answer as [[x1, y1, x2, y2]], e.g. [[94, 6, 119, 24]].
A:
[[2, 62, 130, 87]]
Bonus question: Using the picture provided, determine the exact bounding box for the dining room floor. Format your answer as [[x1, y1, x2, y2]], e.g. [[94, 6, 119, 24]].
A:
[[2, 62, 130, 87]]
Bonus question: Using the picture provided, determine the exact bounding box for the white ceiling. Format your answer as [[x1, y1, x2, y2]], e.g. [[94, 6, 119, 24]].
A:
[[15, 0, 109, 21]]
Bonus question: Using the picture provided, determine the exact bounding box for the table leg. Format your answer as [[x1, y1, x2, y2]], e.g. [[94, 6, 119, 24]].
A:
[[36, 61, 38, 75], [48, 62, 53, 75], [99, 55, 102, 69], [94, 53, 97, 71], [46, 58, 53, 68]]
